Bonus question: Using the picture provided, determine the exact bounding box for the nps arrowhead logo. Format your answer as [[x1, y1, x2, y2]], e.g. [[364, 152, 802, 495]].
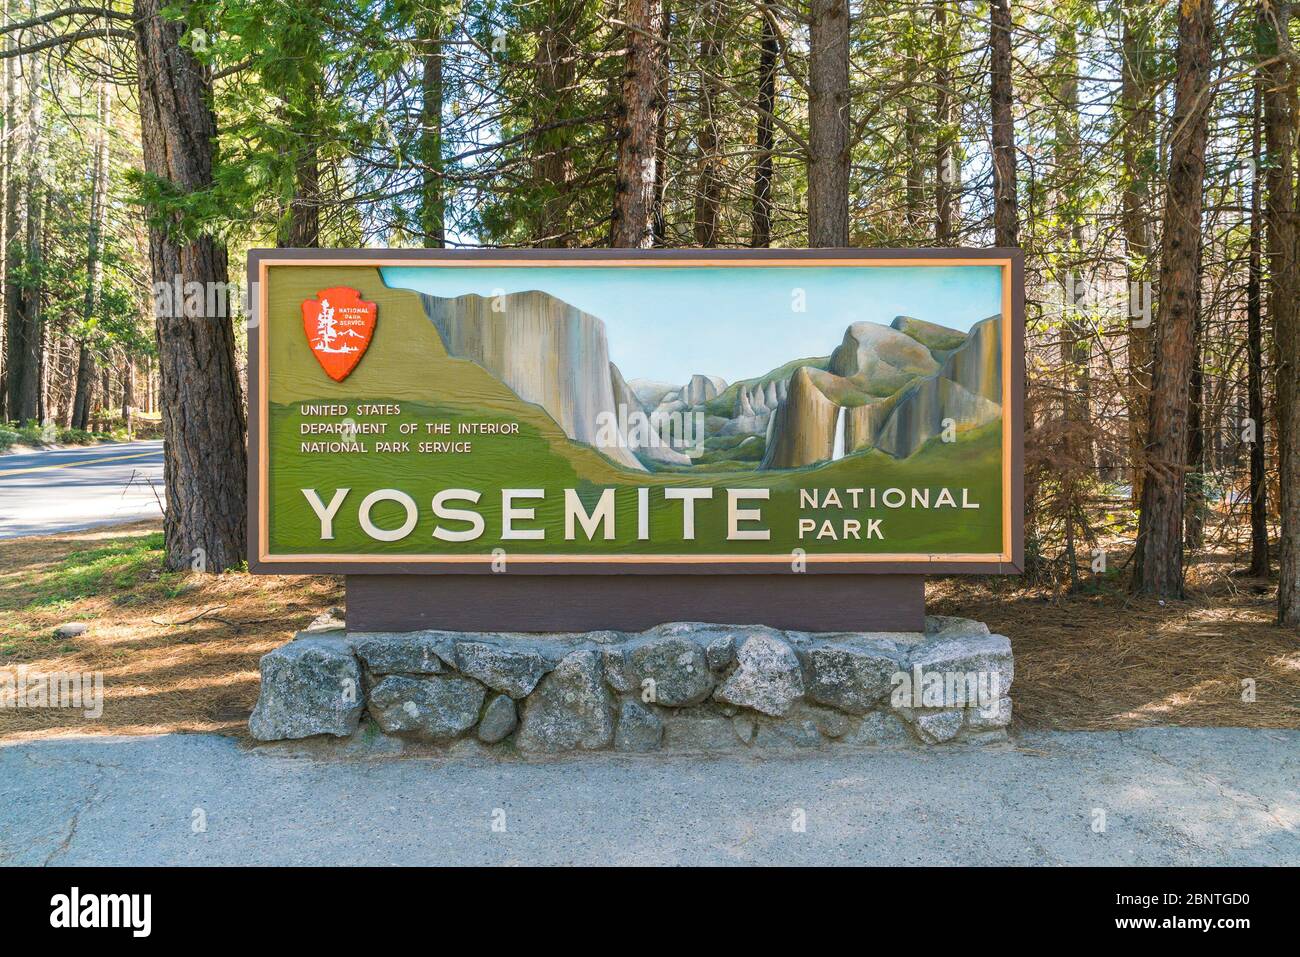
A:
[[302, 287, 377, 382]]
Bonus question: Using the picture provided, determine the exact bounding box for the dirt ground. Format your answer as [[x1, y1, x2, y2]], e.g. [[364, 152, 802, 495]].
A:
[[0, 522, 342, 740], [929, 564, 1300, 731], [2, 521, 1296, 741]]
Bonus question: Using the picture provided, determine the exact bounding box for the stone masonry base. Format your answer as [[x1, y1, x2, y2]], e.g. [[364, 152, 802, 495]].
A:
[[248, 616, 1013, 753]]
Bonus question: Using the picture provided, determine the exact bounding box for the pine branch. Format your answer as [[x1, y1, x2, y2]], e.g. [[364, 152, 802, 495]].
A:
[[0, 6, 134, 37]]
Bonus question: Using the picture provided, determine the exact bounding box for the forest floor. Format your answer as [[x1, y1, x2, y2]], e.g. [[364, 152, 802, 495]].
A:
[[1, 520, 1296, 741], [0, 521, 341, 739]]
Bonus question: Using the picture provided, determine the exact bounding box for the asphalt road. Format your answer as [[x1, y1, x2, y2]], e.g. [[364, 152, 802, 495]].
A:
[[1, 727, 1295, 866], [0, 440, 164, 539]]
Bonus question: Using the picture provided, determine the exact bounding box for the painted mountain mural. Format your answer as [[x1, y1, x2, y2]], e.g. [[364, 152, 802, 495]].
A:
[[763, 313, 1002, 467], [418, 288, 1000, 474]]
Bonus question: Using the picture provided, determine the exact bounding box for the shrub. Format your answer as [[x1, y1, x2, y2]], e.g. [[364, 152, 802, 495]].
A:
[[0, 420, 123, 449]]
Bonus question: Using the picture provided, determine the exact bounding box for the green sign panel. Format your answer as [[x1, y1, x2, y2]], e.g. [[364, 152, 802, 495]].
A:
[[249, 251, 1022, 573]]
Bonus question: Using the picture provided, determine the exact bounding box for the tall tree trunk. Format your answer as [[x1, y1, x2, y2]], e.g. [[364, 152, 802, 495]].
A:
[[988, 0, 1032, 573], [934, 0, 959, 243], [611, 0, 664, 248], [15, 17, 42, 424], [1258, 0, 1299, 624], [904, 6, 924, 236], [989, 0, 1017, 248], [534, 2, 581, 247], [420, 12, 445, 247], [750, 4, 778, 247], [121, 354, 135, 421], [0, 0, 12, 420], [807, 0, 849, 247], [135, 0, 247, 572], [693, 2, 723, 246], [1054, 18, 1090, 580], [73, 76, 111, 431], [277, 3, 322, 250], [284, 143, 320, 246], [1247, 75, 1269, 576], [279, 78, 320, 249], [1185, 249, 1205, 550], [650, 1, 671, 245], [1134, 0, 1215, 598], [35, 278, 47, 423], [1120, 1, 1156, 503], [288, 145, 320, 247], [71, 345, 94, 429], [55, 336, 74, 427]]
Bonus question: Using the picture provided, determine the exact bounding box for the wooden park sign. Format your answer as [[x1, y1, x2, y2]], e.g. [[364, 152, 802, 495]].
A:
[[248, 249, 1023, 633]]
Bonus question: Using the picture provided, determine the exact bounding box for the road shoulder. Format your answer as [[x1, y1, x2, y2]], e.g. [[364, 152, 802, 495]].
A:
[[1, 728, 1295, 866]]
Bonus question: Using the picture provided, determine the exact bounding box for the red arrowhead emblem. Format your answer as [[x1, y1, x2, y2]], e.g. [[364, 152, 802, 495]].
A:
[[302, 287, 377, 382]]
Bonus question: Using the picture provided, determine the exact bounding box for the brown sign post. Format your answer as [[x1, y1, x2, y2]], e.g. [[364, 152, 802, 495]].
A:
[[248, 248, 1024, 633]]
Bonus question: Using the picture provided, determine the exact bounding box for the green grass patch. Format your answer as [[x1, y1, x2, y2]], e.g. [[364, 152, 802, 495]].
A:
[[695, 434, 766, 465], [5, 531, 167, 610], [0, 420, 126, 451]]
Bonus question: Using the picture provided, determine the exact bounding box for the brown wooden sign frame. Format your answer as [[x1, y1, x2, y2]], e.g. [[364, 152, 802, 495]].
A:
[[247, 247, 1024, 579]]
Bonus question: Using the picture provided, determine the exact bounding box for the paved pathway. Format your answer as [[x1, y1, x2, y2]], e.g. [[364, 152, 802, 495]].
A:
[[1, 727, 1295, 866], [0, 441, 164, 538]]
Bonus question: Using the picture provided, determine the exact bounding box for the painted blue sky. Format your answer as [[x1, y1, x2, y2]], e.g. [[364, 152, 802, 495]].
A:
[[381, 264, 1002, 385]]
